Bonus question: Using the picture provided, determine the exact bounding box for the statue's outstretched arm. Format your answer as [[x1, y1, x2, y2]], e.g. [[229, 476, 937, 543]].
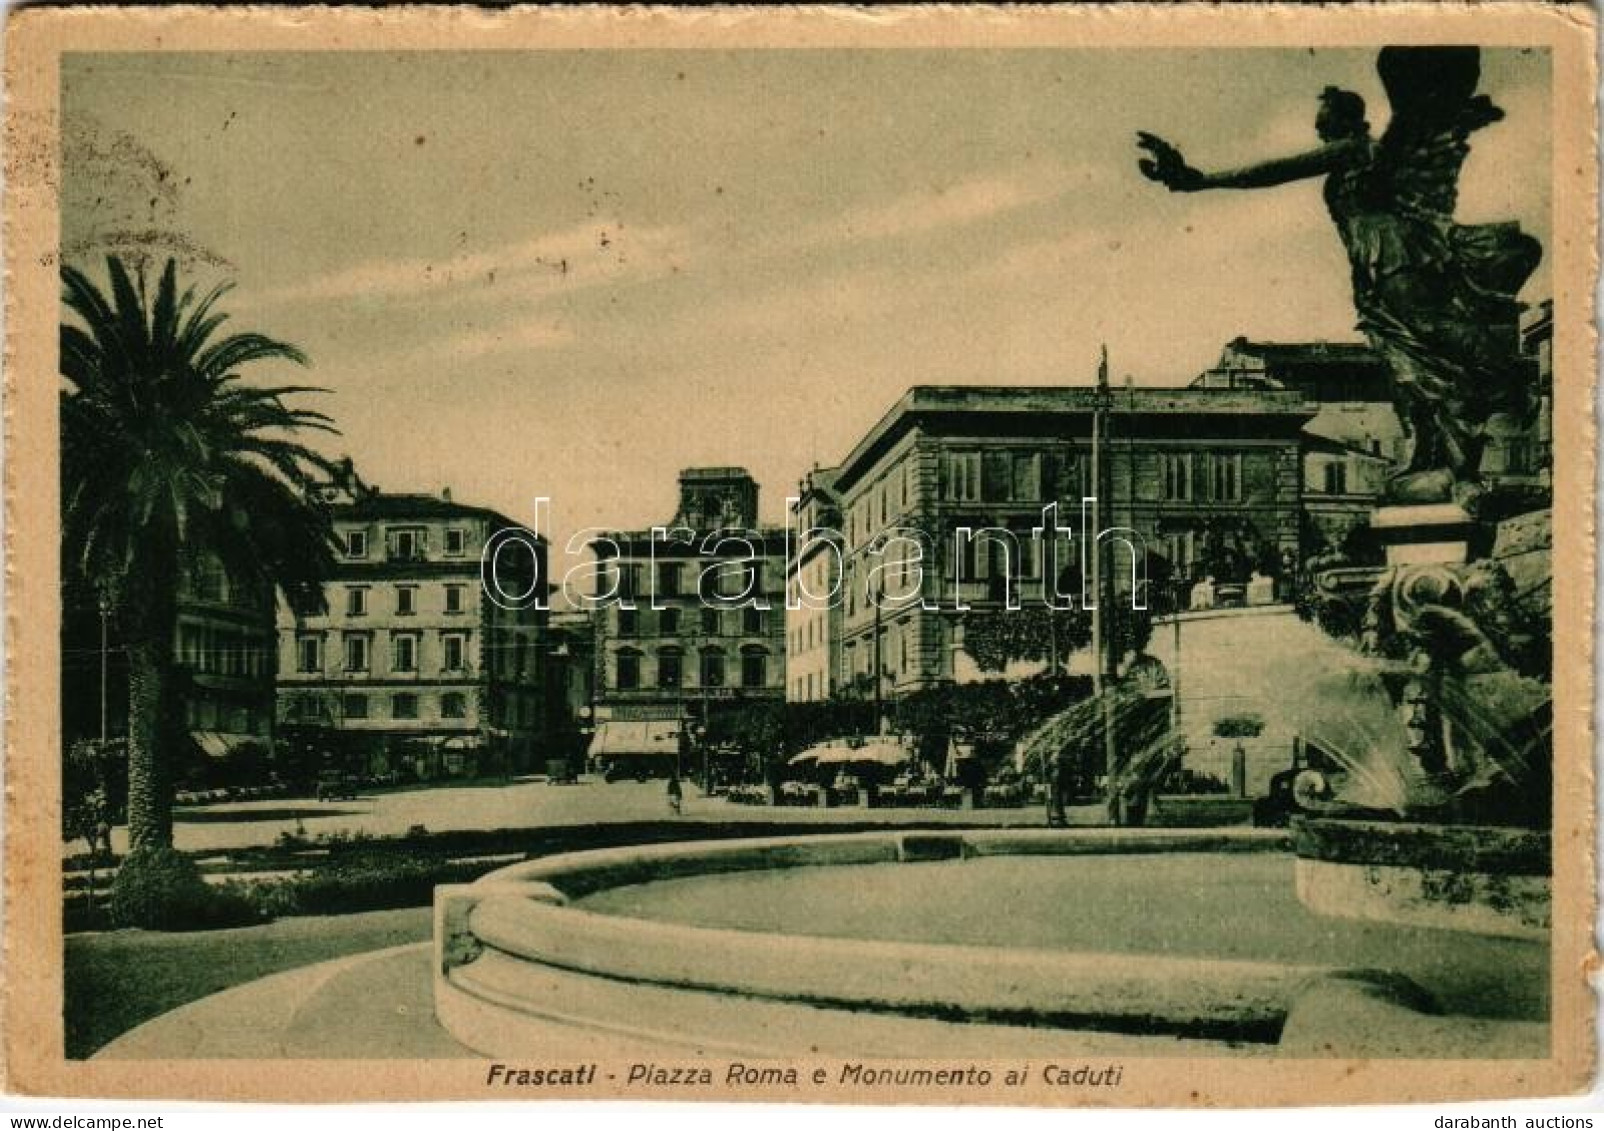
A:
[[1138, 133, 1363, 192]]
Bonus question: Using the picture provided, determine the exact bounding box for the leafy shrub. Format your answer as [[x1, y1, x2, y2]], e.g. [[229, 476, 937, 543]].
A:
[[230, 852, 488, 918], [108, 846, 263, 930], [1212, 712, 1266, 739]]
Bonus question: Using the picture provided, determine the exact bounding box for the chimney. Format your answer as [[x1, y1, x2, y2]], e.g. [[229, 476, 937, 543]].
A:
[[442, 486, 453, 502]]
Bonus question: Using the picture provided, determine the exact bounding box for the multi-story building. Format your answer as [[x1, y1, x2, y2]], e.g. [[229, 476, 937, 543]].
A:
[[785, 466, 844, 704], [815, 384, 1313, 693], [545, 607, 598, 771], [63, 553, 278, 783], [1191, 337, 1404, 554], [176, 555, 279, 760], [276, 465, 549, 779], [1480, 298, 1553, 492], [589, 468, 787, 764]]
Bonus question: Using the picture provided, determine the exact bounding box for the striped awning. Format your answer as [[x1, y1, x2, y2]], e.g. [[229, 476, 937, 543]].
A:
[[792, 739, 911, 767], [590, 720, 682, 757], [190, 731, 259, 759]]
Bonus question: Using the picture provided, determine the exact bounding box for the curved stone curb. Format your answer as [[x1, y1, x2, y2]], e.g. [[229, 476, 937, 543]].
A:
[[433, 827, 1441, 1058], [1279, 972, 1550, 1059], [1292, 818, 1551, 940]]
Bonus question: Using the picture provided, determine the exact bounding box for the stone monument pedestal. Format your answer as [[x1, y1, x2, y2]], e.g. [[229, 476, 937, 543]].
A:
[[1370, 504, 1474, 566]]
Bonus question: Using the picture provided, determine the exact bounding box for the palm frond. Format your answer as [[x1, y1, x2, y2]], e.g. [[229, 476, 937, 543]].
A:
[[194, 333, 309, 384], [60, 255, 333, 622]]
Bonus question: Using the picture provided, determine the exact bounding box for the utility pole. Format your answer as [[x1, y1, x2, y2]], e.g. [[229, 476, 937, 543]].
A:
[[701, 680, 712, 794], [98, 595, 110, 746], [872, 576, 884, 736], [1171, 585, 1184, 770], [1091, 346, 1121, 824]]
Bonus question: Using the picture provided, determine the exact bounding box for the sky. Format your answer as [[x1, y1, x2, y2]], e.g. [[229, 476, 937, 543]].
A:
[[60, 48, 1551, 554]]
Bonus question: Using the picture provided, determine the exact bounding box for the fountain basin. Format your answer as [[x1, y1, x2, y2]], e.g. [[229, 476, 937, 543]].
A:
[[433, 829, 1548, 1058], [1292, 817, 1550, 940]]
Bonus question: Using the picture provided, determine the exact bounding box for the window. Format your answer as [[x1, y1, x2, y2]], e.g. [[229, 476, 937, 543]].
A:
[[441, 692, 467, 719], [442, 633, 466, 672], [616, 651, 640, 690], [1164, 531, 1196, 578], [392, 693, 418, 720], [297, 635, 322, 673], [191, 560, 227, 603], [741, 649, 769, 689], [658, 562, 682, 598], [445, 528, 467, 556], [951, 531, 978, 581], [657, 650, 683, 688], [344, 530, 368, 559], [1011, 453, 1040, 502], [743, 606, 765, 635], [701, 607, 721, 636], [1322, 460, 1349, 495], [392, 633, 418, 673], [444, 584, 465, 614], [618, 607, 638, 637], [1161, 452, 1194, 502], [343, 633, 370, 672], [710, 563, 755, 601], [1017, 532, 1039, 579], [1208, 452, 1243, 502], [390, 528, 423, 561], [345, 586, 368, 617], [700, 650, 725, 688], [396, 586, 417, 616], [660, 606, 681, 634], [615, 563, 639, 600], [944, 452, 981, 501], [342, 693, 369, 720]]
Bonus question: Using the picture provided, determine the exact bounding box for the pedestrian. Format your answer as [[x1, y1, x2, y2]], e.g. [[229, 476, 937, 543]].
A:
[[666, 773, 683, 816]]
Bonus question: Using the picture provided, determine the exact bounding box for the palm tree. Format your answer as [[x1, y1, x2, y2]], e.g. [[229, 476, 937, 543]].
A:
[[61, 256, 338, 850]]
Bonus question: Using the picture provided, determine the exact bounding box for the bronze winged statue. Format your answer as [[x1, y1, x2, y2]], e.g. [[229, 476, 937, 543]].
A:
[[1138, 47, 1542, 508]]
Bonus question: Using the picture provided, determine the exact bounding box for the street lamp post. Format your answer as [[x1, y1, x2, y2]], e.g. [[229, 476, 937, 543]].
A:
[[97, 594, 110, 747], [1171, 580, 1184, 748], [1090, 346, 1121, 824], [700, 680, 712, 795], [872, 577, 885, 736]]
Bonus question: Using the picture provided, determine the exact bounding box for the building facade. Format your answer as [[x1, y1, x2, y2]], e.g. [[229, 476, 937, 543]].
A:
[[812, 385, 1313, 695], [276, 468, 549, 779], [63, 553, 279, 785], [176, 555, 279, 760], [1191, 337, 1405, 555], [785, 467, 844, 703], [589, 468, 787, 762], [546, 608, 598, 769], [1480, 298, 1553, 492]]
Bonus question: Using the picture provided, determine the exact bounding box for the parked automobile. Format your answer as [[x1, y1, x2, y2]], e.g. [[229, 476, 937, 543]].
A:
[[315, 771, 361, 801]]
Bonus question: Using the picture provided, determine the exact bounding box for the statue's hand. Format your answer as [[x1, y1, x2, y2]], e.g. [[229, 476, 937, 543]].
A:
[[1137, 132, 1204, 192]]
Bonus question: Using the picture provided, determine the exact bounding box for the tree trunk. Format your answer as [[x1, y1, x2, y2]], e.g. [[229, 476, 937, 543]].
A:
[[123, 556, 180, 851], [124, 635, 175, 849]]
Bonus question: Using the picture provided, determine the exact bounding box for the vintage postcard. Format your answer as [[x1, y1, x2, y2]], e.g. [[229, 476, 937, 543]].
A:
[[4, 2, 1597, 1108]]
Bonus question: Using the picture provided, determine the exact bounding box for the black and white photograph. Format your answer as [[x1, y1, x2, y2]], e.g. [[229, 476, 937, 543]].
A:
[[4, 3, 1596, 1109]]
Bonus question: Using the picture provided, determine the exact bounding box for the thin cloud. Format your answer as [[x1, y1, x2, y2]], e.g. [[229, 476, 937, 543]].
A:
[[768, 163, 1102, 261], [249, 219, 693, 309], [415, 320, 576, 363]]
